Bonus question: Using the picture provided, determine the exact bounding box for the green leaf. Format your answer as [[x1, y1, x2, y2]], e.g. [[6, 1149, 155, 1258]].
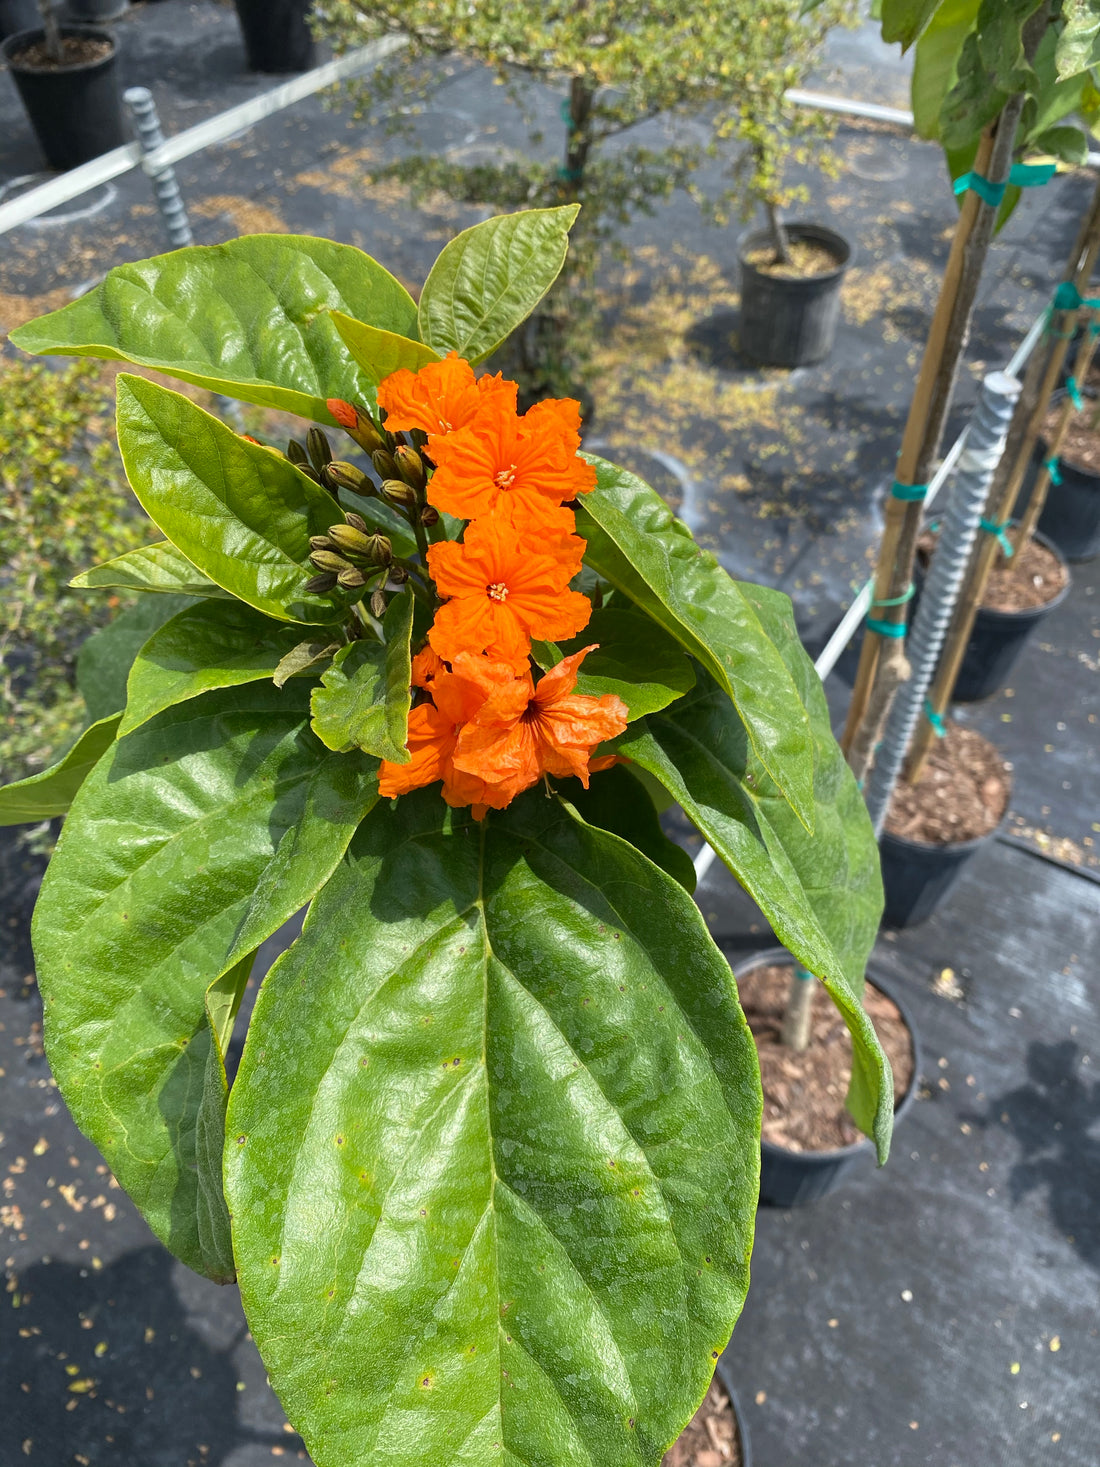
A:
[[9, 235, 417, 422], [77, 594, 199, 723], [310, 593, 414, 760], [1022, 24, 1093, 137], [0, 715, 120, 826], [116, 375, 348, 625], [119, 600, 317, 736], [565, 763, 697, 893], [575, 457, 814, 830], [911, 0, 980, 139], [417, 205, 581, 364], [617, 591, 893, 1161], [1056, 0, 1100, 79], [882, 0, 947, 49], [940, 31, 1010, 151], [226, 788, 760, 1467], [331, 311, 442, 384], [31, 682, 379, 1279], [557, 606, 696, 720], [1030, 123, 1088, 165], [273, 638, 342, 688], [71, 540, 234, 599], [974, 0, 1041, 94]]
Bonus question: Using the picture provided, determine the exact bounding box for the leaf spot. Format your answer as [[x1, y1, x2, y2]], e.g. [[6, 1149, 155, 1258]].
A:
[[236, 1136, 246, 1145], [420, 1375, 433, 1389]]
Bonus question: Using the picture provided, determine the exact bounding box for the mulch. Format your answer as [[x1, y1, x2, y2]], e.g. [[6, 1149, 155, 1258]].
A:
[[884, 723, 1010, 845], [662, 1380, 743, 1467]]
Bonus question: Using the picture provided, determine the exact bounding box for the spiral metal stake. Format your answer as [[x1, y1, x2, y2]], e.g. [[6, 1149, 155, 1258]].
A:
[[124, 87, 193, 248], [862, 369, 1022, 837]]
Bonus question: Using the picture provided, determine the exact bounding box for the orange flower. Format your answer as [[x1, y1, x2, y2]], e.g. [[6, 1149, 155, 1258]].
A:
[[426, 515, 591, 669], [376, 352, 516, 437], [453, 646, 628, 795], [411, 644, 446, 691], [426, 395, 596, 524]]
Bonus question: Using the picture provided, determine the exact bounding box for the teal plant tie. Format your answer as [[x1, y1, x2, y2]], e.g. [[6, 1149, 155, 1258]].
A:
[[891, 479, 929, 502], [953, 161, 1056, 206], [1052, 281, 1100, 313], [560, 98, 575, 130], [865, 616, 907, 638], [1044, 455, 1063, 486], [1008, 161, 1057, 189], [873, 584, 916, 608], [979, 516, 1015, 556], [793, 964, 815, 982], [953, 172, 1007, 207], [557, 165, 584, 182], [923, 698, 947, 739], [1067, 375, 1085, 412]]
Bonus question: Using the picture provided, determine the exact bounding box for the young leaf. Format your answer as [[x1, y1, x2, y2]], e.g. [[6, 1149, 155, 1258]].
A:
[[575, 456, 814, 830], [911, 0, 981, 140], [881, 0, 946, 49], [71, 540, 234, 599], [273, 639, 342, 688], [557, 605, 696, 720], [0, 715, 120, 826], [116, 375, 347, 624], [226, 788, 760, 1467], [331, 311, 442, 383], [9, 235, 417, 422], [119, 600, 318, 735], [417, 205, 581, 364], [76, 594, 199, 723], [939, 31, 1010, 151], [1056, 0, 1100, 79], [310, 594, 414, 761], [31, 682, 379, 1280], [617, 589, 893, 1161]]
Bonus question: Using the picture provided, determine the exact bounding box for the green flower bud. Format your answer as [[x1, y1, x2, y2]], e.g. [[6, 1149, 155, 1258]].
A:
[[337, 566, 367, 589], [286, 439, 310, 466], [394, 444, 427, 492], [324, 461, 374, 497], [372, 448, 399, 481], [370, 589, 388, 619], [419, 505, 440, 527], [309, 549, 350, 573], [305, 571, 338, 594], [382, 478, 417, 509], [307, 427, 333, 473]]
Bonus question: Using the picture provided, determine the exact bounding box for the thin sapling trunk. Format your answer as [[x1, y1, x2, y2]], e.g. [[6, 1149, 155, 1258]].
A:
[[37, 0, 62, 63], [781, 965, 816, 1052], [765, 198, 792, 268]]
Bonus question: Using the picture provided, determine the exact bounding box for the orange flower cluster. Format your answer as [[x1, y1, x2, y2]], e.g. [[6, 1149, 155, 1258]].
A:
[[371, 353, 627, 815]]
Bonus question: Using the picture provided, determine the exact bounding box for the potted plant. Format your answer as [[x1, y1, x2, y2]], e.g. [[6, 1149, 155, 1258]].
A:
[[315, 0, 858, 404], [3, 212, 895, 1467], [233, 0, 315, 73], [1, 0, 127, 170], [1028, 380, 1100, 559]]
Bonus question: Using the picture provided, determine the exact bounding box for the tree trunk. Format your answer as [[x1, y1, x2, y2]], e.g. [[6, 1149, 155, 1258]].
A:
[[781, 966, 815, 1052], [562, 74, 595, 201], [38, 0, 62, 62], [765, 199, 792, 268]]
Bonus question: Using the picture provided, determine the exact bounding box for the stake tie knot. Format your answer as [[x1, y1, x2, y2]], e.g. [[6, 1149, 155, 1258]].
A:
[[1043, 455, 1063, 485], [979, 516, 1015, 557], [923, 698, 948, 739]]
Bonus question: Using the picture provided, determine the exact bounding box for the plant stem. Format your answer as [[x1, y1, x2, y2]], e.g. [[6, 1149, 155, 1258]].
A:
[[38, 0, 62, 62], [780, 966, 815, 1052], [765, 198, 792, 268]]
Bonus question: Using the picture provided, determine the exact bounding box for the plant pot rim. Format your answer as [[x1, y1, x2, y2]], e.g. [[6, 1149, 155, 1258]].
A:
[[737, 221, 854, 281], [1042, 391, 1100, 486], [918, 525, 1071, 620], [713, 1356, 753, 1466], [2, 23, 117, 71], [726, 943, 921, 1165]]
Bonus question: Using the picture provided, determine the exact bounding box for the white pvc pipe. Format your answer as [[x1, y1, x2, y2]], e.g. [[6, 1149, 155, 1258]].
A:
[[785, 88, 915, 129], [0, 143, 144, 236]]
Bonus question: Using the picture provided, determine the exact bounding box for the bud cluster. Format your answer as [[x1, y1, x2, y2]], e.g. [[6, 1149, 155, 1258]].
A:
[[305, 510, 393, 594]]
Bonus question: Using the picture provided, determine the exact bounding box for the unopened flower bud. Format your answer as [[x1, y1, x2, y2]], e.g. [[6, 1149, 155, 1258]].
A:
[[372, 448, 399, 481], [337, 566, 367, 589], [324, 461, 374, 497], [310, 534, 335, 553], [305, 571, 338, 594], [389, 564, 410, 584], [344, 512, 369, 533], [307, 427, 334, 473], [327, 397, 387, 455], [328, 524, 392, 567], [382, 478, 417, 509], [286, 439, 310, 467], [394, 445, 427, 492], [419, 505, 440, 527], [370, 589, 388, 619], [310, 549, 350, 573]]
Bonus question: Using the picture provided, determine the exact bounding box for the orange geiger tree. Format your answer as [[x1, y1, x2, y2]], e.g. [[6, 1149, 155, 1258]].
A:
[[1, 208, 890, 1467]]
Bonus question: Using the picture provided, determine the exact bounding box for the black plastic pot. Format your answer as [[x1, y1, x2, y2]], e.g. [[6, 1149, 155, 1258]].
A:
[[1027, 410, 1100, 562], [713, 1357, 753, 1466], [727, 947, 920, 1207], [0, 0, 38, 39], [66, 0, 128, 20], [879, 823, 997, 928], [2, 25, 127, 170], [233, 0, 315, 72], [738, 223, 852, 368]]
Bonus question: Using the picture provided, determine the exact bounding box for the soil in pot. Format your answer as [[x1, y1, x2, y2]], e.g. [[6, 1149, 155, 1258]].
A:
[[10, 32, 111, 66], [663, 1380, 744, 1467], [885, 723, 1010, 846], [917, 530, 1067, 614], [737, 964, 914, 1152], [742, 238, 841, 280], [1043, 394, 1100, 474]]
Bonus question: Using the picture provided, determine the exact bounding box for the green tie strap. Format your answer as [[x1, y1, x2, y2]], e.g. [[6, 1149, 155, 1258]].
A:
[[1066, 375, 1085, 412], [923, 698, 947, 738], [952, 161, 1056, 208], [1044, 455, 1062, 486], [891, 479, 929, 502], [979, 516, 1014, 556], [865, 616, 907, 639]]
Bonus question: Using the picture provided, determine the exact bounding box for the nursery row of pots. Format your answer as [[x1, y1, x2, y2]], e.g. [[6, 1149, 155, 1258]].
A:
[[0, 0, 317, 172]]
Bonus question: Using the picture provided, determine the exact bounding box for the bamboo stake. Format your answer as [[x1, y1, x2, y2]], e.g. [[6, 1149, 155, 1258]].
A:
[[842, 100, 1024, 760], [1012, 309, 1100, 548], [906, 179, 1100, 782]]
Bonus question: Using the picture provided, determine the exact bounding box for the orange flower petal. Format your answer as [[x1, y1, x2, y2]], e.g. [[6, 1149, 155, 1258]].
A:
[[378, 703, 454, 797], [377, 352, 517, 437], [411, 644, 446, 690]]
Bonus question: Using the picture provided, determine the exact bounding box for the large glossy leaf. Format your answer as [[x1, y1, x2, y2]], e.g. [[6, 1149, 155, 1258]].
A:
[[554, 606, 696, 720], [911, 0, 980, 139], [0, 715, 120, 826], [310, 593, 414, 761], [120, 600, 316, 736], [116, 375, 347, 625], [226, 788, 760, 1467], [617, 587, 892, 1161], [331, 311, 442, 384], [575, 457, 814, 830], [77, 594, 199, 723], [9, 235, 416, 422], [417, 205, 581, 364], [566, 764, 697, 893], [31, 682, 379, 1279], [881, 0, 945, 49], [71, 541, 234, 599]]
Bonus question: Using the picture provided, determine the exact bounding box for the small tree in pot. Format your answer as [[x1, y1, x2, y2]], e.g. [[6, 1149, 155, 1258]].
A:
[[3, 211, 895, 1465], [317, 0, 857, 399]]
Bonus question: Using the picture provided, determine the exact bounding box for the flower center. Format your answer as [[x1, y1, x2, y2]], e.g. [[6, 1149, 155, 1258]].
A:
[[486, 581, 509, 603], [437, 417, 453, 432], [494, 463, 518, 490]]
